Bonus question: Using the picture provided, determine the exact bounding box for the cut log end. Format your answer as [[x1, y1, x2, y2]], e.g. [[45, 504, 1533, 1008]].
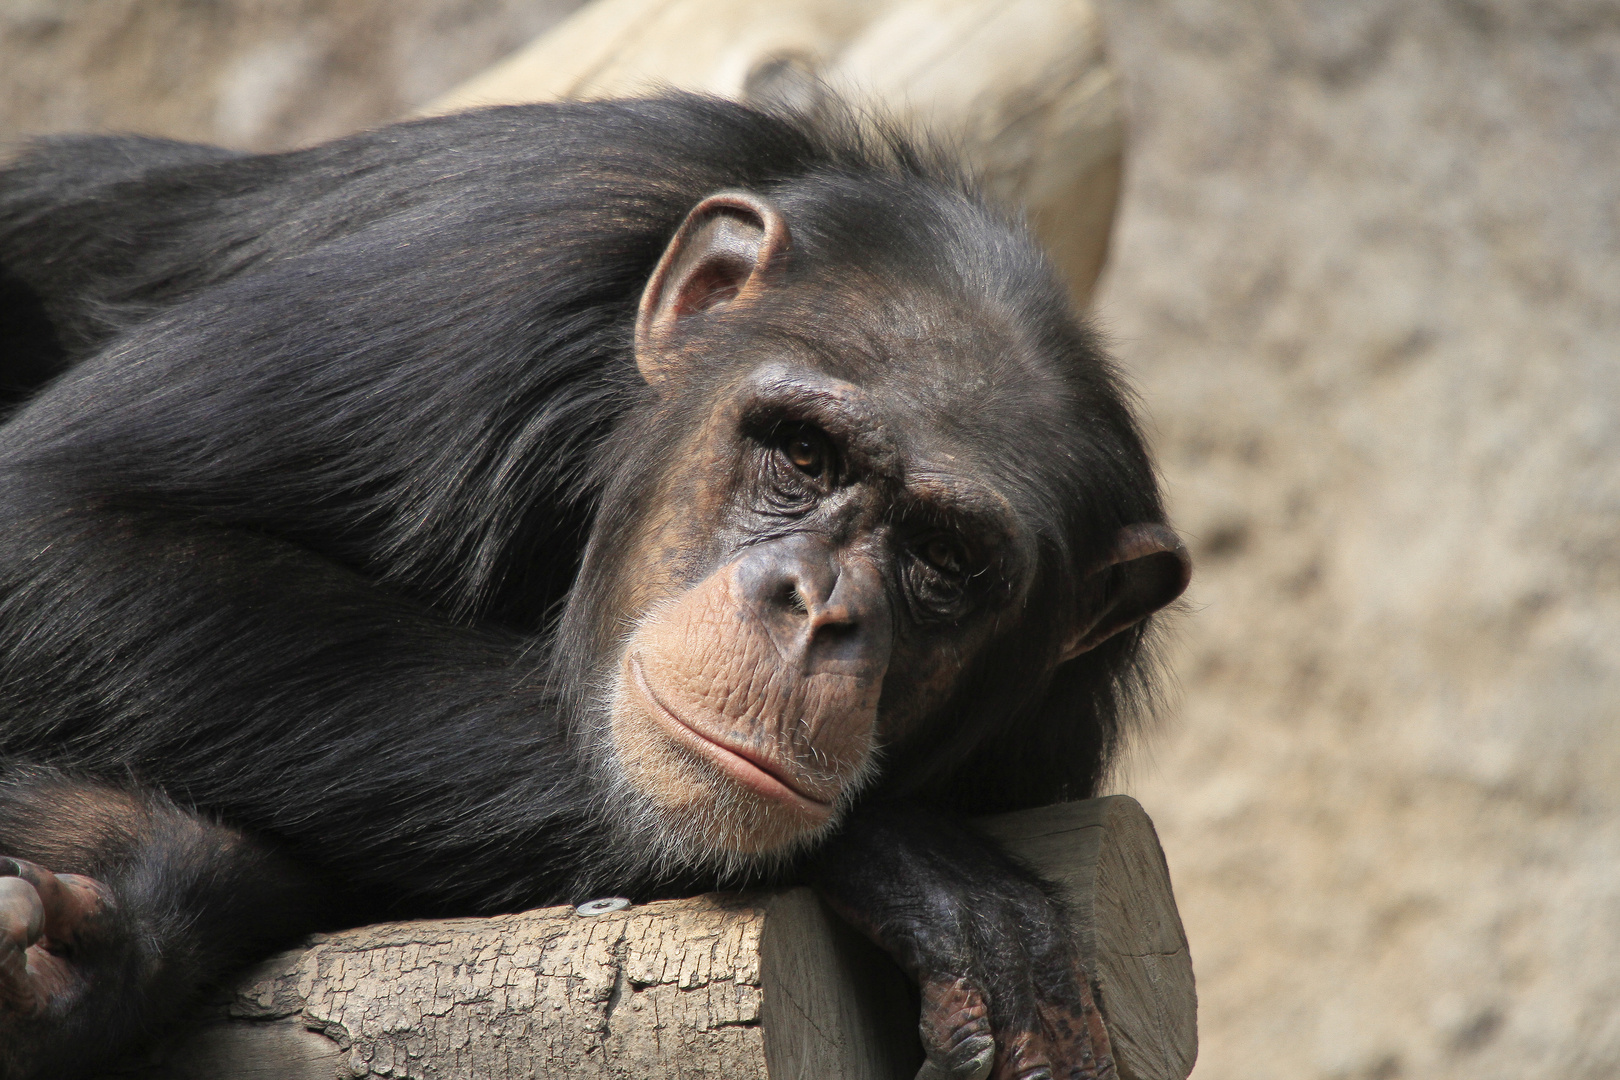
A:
[[977, 797, 1197, 1080], [112, 797, 1193, 1080]]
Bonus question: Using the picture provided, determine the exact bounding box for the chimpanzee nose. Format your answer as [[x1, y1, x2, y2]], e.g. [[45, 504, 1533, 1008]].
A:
[[734, 536, 891, 674]]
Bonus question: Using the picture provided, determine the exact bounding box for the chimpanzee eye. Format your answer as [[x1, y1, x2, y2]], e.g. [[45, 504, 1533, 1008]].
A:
[[777, 425, 832, 479], [903, 533, 978, 621], [919, 537, 965, 577]]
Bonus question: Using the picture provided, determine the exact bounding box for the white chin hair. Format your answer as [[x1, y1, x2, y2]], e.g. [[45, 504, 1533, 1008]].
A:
[[587, 715, 881, 887]]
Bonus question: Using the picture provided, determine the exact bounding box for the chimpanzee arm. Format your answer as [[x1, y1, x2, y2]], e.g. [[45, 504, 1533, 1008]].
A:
[[0, 469, 608, 1075], [809, 803, 1117, 1080], [0, 764, 335, 1075], [0, 470, 599, 916], [0, 135, 244, 367], [0, 767, 328, 1079]]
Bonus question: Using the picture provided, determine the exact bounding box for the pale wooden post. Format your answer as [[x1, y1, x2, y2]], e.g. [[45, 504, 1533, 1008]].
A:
[[422, 0, 1124, 307], [129, 797, 1194, 1080]]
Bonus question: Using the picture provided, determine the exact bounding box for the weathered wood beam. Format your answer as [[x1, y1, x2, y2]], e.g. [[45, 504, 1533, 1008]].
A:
[[422, 0, 1124, 306], [119, 797, 1193, 1080]]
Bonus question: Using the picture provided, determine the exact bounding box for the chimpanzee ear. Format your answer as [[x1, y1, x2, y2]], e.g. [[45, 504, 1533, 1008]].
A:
[[1059, 523, 1191, 663], [635, 191, 791, 387]]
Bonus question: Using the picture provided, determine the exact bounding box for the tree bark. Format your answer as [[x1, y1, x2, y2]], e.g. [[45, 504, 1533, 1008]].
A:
[[113, 797, 1193, 1080]]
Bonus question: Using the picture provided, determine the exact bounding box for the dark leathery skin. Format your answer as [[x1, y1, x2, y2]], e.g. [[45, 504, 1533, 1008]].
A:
[[809, 804, 1117, 1080], [0, 858, 112, 1016]]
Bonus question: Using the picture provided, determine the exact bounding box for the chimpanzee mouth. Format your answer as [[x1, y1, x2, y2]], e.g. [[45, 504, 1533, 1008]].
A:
[[628, 655, 835, 817]]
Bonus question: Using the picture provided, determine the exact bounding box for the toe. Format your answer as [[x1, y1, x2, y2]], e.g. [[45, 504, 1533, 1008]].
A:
[[917, 976, 996, 1080], [0, 876, 45, 1011], [0, 859, 111, 951], [0, 877, 44, 950], [992, 1030, 1055, 1080], [0, 859, 113, 1016]]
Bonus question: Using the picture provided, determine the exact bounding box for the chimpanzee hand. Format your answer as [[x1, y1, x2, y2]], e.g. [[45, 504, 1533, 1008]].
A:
[[0, 775, 334, 1080], [809, 804, 1115, 1080], [0, 859, 113, 1019]]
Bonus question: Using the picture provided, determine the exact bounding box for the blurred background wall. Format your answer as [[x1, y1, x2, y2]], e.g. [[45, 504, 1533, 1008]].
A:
[[0, 0, 582, 150], [2, 2, 1617, 1078], [1095, 3, 1620, 1078]]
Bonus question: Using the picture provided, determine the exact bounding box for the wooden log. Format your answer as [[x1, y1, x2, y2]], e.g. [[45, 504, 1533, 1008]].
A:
[[114, 797, 1193, 1080], [977, 798, 1198, 1080], [420, 0, 1123, 306]]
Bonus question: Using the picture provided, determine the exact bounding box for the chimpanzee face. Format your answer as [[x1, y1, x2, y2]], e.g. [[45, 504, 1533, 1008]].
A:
[[587, 192, 1187, 869], [608, 364, 1038, 860]]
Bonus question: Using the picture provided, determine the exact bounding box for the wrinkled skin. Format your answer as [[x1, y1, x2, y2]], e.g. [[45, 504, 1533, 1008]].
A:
[[612, 536, 891, 855], [0, 861, 110, 1017], [814, 807, 1117, 1080]]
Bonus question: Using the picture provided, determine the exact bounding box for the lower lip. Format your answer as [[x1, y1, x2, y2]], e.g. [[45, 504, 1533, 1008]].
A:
[[629, 657, 833, 820]]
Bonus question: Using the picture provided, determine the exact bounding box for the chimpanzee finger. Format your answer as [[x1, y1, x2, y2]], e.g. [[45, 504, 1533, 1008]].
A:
[[916, 975, 996, 1080], [992, 1029, 1106, 1080], [1073, 972, 1117, 1080], [0, 858, 112, 951], [0, 875, 45, 1011]]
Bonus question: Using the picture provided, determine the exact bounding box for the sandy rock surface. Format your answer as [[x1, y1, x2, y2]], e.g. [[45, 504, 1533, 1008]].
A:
[[1093, 2, 1620, 1078], [0, 0, 581, 152]]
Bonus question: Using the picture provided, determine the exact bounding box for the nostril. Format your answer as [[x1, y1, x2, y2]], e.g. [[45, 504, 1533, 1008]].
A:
[[807, 600, 859, 636]]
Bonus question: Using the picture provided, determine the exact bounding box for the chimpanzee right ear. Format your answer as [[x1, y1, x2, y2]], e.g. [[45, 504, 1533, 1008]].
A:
[[635, 191, 791, 387], [1059, 523, 1191, 663]]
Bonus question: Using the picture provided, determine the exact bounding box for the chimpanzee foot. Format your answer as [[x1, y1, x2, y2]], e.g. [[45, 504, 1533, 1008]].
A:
[[0, 858, 112, 1015], [990, 967, 1115, 1080], [914, 966, 1114, 1080], [917, 975, 996, 1080], [811, 806, 1123, 1080]]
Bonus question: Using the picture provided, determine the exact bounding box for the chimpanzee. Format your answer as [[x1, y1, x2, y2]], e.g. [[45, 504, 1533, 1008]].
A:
[[0, 95, 1188, 1080]]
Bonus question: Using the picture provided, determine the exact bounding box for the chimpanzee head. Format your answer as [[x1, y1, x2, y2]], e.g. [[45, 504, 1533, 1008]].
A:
[[566, 169, 1188, 877]]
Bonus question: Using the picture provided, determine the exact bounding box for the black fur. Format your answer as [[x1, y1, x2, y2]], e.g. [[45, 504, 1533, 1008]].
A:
[[0, 96, 1167, 1076]]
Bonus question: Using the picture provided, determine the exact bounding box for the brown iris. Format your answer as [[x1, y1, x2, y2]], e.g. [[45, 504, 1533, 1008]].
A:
[[781, 427, 830, 478]]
